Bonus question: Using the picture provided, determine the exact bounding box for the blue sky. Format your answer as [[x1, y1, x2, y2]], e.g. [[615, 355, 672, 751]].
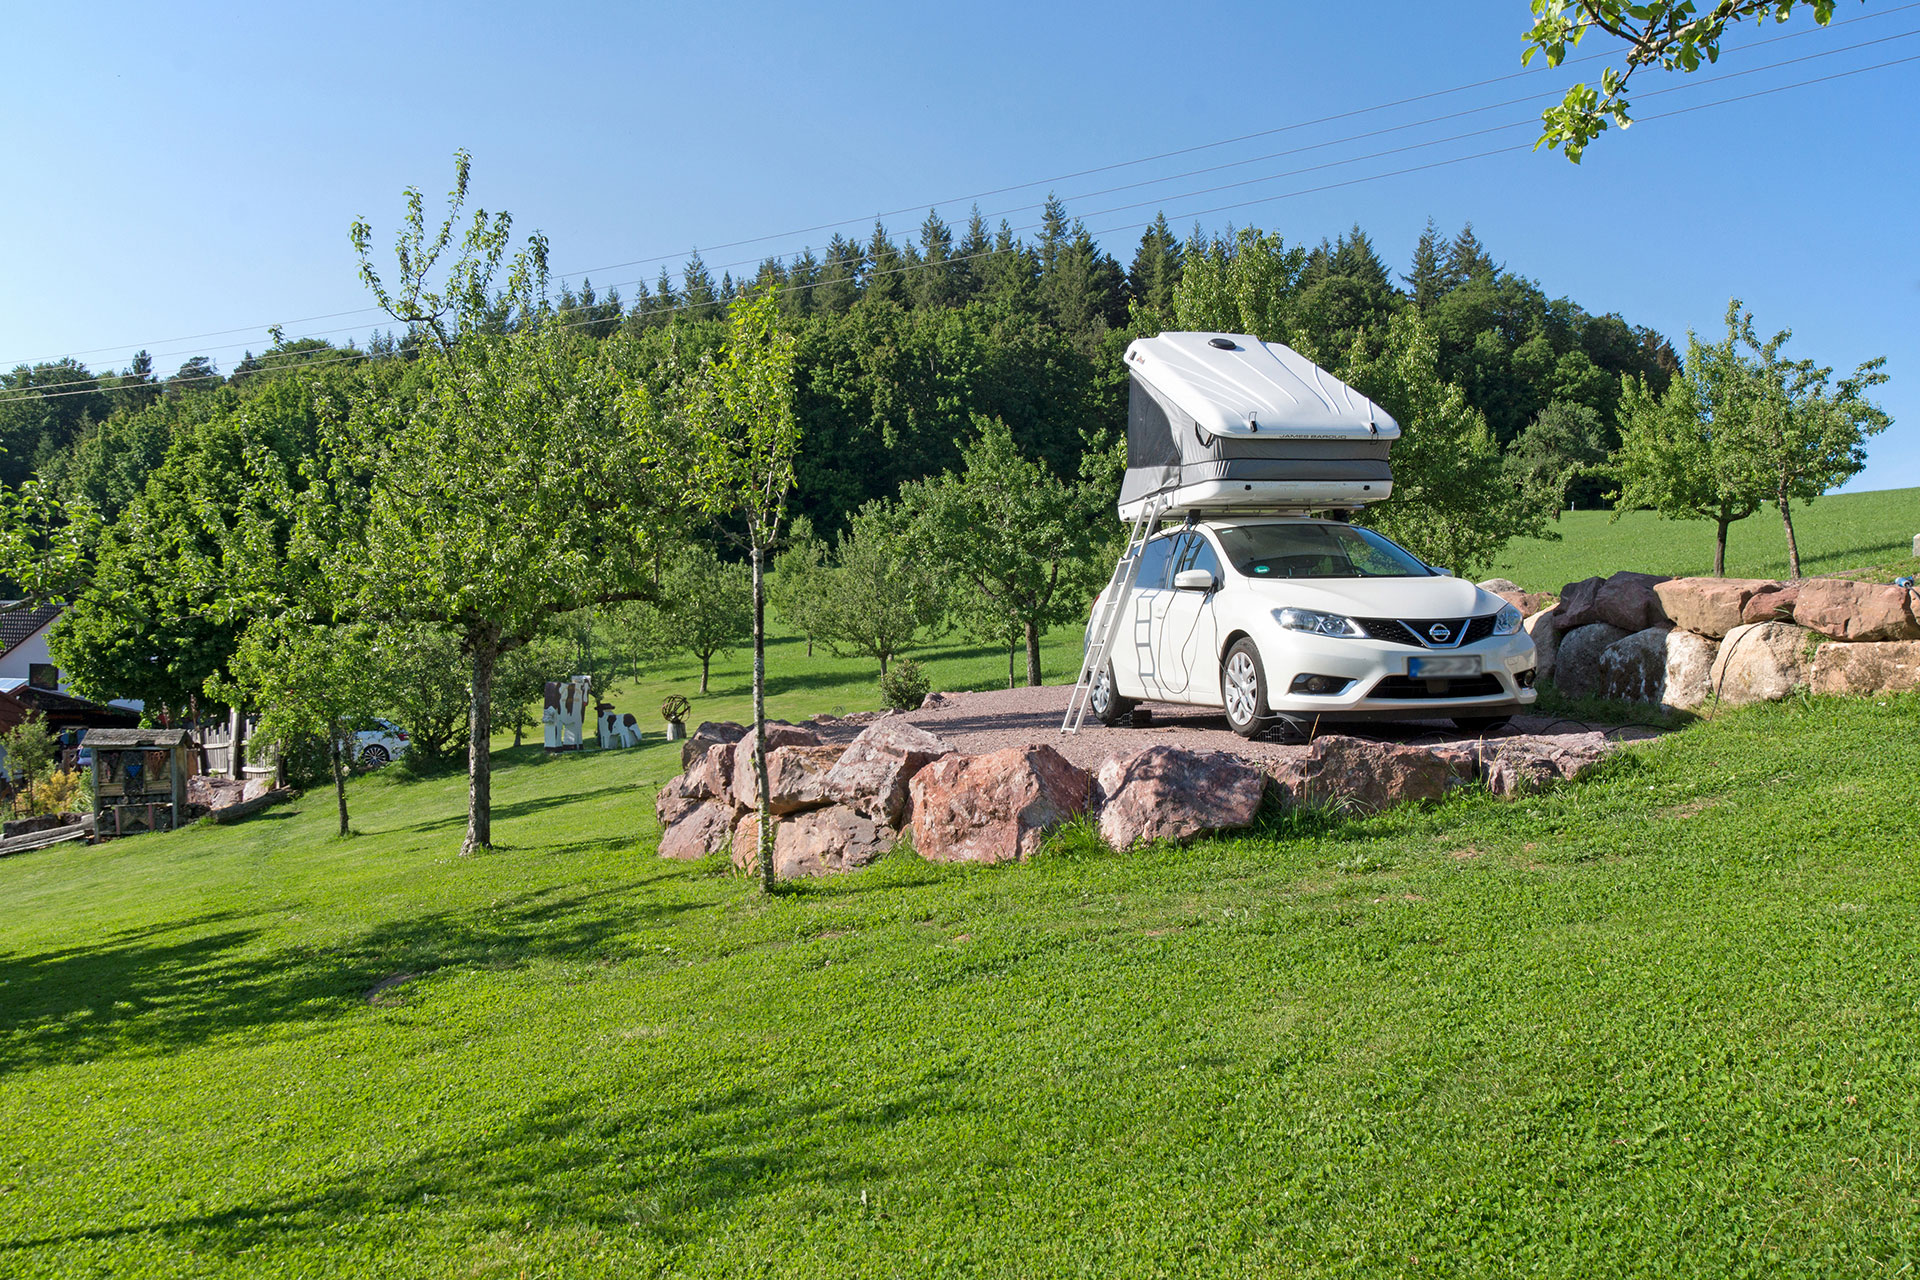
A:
[[4, 1, 1915, 492]]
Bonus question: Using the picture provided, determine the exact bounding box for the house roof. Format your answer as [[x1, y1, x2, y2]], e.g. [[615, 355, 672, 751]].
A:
[[85, 727, 192, 747], [8, 685, 140, 730], [0, 602, 63, 658]]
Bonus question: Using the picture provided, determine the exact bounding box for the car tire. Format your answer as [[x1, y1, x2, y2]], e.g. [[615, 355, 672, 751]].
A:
[[360, 744, 391, 767], [1221, 638, 1270, 739], [1450, 715, 1514, 735], [1088, 662, 1134, 727]]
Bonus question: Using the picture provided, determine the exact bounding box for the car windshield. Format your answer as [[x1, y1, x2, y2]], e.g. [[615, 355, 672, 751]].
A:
[[1215, 523, 1430, 579]]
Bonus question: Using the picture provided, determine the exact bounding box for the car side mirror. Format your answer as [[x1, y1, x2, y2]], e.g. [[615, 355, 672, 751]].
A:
[[1173, 569, 1216, 592]]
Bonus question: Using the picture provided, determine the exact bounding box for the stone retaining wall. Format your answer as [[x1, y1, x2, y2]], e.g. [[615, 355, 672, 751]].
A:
[[1525, 572, 1920, 709]]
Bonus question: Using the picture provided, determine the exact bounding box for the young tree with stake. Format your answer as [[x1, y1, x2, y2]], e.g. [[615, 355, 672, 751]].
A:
[[677, 290, 798, 892]]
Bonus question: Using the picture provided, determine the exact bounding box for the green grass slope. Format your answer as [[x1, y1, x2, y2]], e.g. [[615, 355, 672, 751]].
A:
[[4, 683, 1918, 1275], [1487, 486, 1920, 592]]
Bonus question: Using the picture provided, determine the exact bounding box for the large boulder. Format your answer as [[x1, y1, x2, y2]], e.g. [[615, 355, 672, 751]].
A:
[[1552, 622, 1631, 697], [1469, 733, 1617, 798], [730, 807, 899, 879], [684, 742, 738, 806], [1597, 626, 1673, 704], [1268, 736, 1469, 814], [1708, 622, 1814, 706], [1741, 582, 1802, 626], [823, 719, 956, 825], [907, 744, 1090, 864], [1789, 579, 1920, 643], [1597, 627, 1719, 711], [1662, 629, 1721, 711], [657, 800, 735, 860], [1653, 578, 1775, 639], [1809, 640, 1920, 696], [681, 720, 746, 771], [1524, 607, 1561, 684], [731, 743, 842, 815], [1093, 746, 1265, 850], [1594, 571, 1672, 632], [1556, 576, 1605, 630], [654, 774, 702, 828]]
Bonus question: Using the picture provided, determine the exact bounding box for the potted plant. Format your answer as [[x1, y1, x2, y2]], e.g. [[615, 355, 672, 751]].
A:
[[660, 695, 691, 742]]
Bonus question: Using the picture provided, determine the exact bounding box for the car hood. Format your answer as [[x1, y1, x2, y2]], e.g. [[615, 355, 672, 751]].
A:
[[1236, 575, 1497, 618]]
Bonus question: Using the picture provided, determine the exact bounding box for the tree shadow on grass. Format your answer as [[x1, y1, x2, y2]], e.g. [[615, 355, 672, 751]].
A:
[[0, 1067, 974, 1265], [0, 878, 695, 1078], [398, 783, 642, 834]]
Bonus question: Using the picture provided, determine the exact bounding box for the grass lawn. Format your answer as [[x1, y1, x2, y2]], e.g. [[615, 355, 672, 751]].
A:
[[4, 619, 1919, 1276], [1486, 485, 1919, 592]]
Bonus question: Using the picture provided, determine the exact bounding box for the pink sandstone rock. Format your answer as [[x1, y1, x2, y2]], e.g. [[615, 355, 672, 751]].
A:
[[684, 742, 737, 806], [654, 773, 702, 828], [823, 719, 956, 825], [907, 744, 1090, 864], [1741, 582, 1802, 626], [1267, 736, 1470, 814], [681, 720, 746, 770], [1556, 576, 1605, 630], [1809, 639, 1920, 696], [1652, 578, 1775, 639], [730, 806, 900, 879], [1524, 607, 1560, 684], [731, 743, 842, 815], [1788, 579, 1920, 643], [657, 800, 734, 860], [1092, 746, 1265, 850], [1593, 571, 1673, 632]]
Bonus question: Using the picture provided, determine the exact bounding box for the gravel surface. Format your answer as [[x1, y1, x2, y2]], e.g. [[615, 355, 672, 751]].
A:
[[896, 683, 1658, 772]]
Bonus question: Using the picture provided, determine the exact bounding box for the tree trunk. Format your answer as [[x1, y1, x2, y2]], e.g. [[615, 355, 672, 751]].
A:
[[752, 546, 776, 893], [1007, 639, 1016, 690], [331, 733, 349, 837], [1713, 509, 1731, 578], [877, 652, 889, 675], [1780, 494, 1802, 579], [462, 638, 497, 857], [513, 721, 523, 749], [1024, 620, 1042, 687], [700, 653, 711, 694]]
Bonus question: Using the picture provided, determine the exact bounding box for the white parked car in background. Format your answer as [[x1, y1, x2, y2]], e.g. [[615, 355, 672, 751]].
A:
[[351, 718, 411, 766], [1084, 516, 1537, 737]]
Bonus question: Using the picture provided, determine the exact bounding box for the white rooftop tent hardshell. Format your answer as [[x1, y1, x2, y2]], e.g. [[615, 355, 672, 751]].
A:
[[1117, 332, 1400, 519]]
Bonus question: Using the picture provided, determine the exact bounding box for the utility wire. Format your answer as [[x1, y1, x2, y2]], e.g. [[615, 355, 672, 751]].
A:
[[4, 44, 1916, 406], [8, 0, 1912, 372]]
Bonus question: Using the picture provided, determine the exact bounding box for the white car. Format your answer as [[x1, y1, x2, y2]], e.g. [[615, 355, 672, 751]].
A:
[[1085, 516, 1537, 737], [350, 718, 411, 766]]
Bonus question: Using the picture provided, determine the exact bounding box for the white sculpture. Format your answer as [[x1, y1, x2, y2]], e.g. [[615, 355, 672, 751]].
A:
[[598, 708, 641, 749], [543, 676, 590, 751]]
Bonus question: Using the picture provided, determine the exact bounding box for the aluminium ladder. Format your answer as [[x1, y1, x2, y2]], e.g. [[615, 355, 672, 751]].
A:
[[1061, 494, 1170, 734]]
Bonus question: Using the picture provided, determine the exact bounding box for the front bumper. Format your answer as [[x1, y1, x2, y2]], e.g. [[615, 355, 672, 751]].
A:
[[1259, 628, 1538, 718]]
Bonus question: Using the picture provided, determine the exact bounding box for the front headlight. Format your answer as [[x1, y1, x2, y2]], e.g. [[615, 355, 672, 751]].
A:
[[1492, 603, 1523, 635], [1274, 607, 1365, 638]]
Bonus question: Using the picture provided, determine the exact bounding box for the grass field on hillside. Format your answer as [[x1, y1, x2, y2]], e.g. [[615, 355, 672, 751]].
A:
[[1486, 486, 1918, 592], [4, 673, 1919, 1274]]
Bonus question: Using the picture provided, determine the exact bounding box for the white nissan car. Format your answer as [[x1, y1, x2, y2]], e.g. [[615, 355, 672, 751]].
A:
[[1085, 516, 1537, 736]]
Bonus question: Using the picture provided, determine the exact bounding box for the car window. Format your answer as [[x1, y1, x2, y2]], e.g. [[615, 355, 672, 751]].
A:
[[1214, 523, 1429, 579], [1184, 536, 1222, 582], [1134, 534, 1179, 590]]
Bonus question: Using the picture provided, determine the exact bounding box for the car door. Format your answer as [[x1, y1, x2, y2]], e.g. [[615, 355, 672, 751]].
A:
[[1118, 532, 1179, 699], [1156, 532, 1223, 706]]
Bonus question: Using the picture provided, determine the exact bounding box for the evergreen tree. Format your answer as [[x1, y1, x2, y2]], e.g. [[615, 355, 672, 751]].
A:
[[681, 252, 719, 320], [863, 220, 906, 306], [1405, 217, 1445, 310], [978, 219, 1037, 311], [953, 206, 991, 302], [911, 208, 962, 310], [1444, 223, 1498, 288], [817, 234, 864, 315], [1127, 212, 1184, 318]]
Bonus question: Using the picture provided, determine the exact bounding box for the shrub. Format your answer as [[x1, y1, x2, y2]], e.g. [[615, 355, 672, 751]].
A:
[[29, 769, 88, 816], [0, 714, 56, 790], [878, 658, 930, 712]]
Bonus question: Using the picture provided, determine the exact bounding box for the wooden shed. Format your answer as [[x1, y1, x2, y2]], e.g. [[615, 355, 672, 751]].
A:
[[88, 727, 194, 837]]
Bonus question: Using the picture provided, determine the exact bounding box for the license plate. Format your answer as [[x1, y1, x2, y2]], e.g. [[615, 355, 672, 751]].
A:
[[1409, 655, 1480, 678]]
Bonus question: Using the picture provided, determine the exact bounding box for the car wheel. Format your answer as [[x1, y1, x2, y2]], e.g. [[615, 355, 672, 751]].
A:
[[1450, 715, 1513, 735], [1221, 638, 1270, 739], [360, 744, 391, 767], [1088, 662, 1135, 727]]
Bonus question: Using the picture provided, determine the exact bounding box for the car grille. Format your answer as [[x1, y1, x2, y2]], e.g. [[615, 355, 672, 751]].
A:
[[1355, 615, 1499, 649], [1367, 674, 1507, 700]]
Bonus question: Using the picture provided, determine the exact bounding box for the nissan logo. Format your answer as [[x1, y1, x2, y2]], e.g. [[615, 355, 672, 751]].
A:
[[1427, 623, 1452, 643]]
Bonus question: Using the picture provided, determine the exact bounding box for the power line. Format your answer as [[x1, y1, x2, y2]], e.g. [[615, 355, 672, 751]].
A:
[[9, 0, 1912, 372], [3, 45, 1915, 407]]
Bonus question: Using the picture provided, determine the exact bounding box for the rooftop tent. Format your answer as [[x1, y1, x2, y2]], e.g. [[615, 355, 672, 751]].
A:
[[1116, 332, 1400, 519]]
